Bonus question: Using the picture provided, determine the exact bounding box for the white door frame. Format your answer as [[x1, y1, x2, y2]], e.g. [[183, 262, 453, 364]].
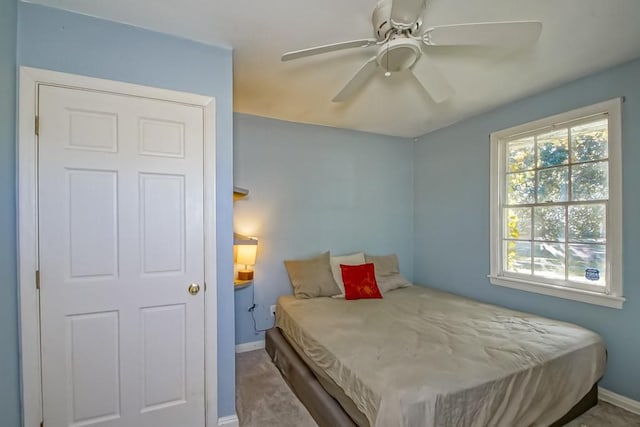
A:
[[17, 66, 218, 427]]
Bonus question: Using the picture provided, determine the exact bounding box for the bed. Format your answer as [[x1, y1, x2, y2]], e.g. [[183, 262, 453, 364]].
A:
[[266, 285, 605, 427]]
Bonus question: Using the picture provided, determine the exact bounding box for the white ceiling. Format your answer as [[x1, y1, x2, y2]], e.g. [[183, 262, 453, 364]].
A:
[[26, 0, 640, 138]]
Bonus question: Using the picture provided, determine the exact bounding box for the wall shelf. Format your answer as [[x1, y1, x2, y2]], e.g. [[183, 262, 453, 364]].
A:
[[233, 186, 249, 201], [234, 280, 253, 290]]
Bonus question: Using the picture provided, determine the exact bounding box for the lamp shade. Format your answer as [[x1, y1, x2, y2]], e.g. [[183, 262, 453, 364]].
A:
[[235, 244, 257, 266]]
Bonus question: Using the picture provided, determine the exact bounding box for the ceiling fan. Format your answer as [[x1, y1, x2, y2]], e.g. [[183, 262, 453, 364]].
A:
[[281, 0, 542, 103]]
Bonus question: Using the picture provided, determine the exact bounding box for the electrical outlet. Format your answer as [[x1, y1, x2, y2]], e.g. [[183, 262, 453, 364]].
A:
[[270, 305, 276, 317]]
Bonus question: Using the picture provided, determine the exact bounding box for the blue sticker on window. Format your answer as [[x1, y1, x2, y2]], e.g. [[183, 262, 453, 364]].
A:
[[585, 268, 600, 281]]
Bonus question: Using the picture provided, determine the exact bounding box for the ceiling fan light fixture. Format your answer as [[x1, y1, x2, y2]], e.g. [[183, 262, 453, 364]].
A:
[[376, 38, 422, 72]]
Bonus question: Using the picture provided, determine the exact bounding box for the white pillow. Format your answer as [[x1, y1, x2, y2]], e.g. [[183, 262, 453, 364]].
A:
[[330, 252, 366, 297]]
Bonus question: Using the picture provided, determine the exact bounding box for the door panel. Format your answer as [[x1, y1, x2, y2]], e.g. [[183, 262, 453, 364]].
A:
[[38, 84, 205, 427], [139, 118, 185, 158], [67, 169, 119, 280], [66, 311, 121, 425], [139, 173, 185, 275], [68, 109, 118, 152], [140, 304, 186, 411]]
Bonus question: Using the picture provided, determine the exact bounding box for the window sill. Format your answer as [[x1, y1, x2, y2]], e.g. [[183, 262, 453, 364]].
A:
[[488, 275, 625, 309]]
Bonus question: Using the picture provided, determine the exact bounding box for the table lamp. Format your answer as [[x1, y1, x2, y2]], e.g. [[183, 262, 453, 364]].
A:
[[234, 234, 258, 281]]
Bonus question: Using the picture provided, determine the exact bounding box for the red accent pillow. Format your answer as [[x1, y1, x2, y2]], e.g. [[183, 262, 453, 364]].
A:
[[339, 263, 383, 300]]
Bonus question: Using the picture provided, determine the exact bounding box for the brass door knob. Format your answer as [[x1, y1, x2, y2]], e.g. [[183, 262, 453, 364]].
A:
[[188, 283, 201, 295]]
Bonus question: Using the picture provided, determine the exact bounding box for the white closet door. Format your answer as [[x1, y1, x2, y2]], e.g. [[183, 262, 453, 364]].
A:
[[38, 84, 206, 427]]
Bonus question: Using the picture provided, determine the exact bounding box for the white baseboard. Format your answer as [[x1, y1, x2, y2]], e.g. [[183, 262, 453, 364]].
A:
[[599, 387, 640, 415], [218, 414, 239, 427], [235, 339, 265, 353]]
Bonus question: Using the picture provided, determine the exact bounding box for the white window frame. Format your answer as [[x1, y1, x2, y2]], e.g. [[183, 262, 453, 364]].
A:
[[489, 98, 624, 309]]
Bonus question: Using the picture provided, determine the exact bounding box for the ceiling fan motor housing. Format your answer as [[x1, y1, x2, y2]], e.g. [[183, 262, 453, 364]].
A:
[[372, 0, 421, 40]]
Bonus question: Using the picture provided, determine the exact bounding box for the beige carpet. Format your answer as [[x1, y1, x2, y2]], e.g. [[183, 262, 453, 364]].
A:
[[236, 348, 317, 427], [236, 349, 640, 427]]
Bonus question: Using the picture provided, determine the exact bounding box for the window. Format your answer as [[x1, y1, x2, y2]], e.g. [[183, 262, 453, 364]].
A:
[[489, 99, 624, 308]]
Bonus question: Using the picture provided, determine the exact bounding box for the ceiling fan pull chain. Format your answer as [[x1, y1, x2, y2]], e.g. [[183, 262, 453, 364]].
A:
[[385, 43, 392, 77]]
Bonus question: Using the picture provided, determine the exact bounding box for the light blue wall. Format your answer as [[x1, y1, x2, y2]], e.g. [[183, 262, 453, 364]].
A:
[[17, 3, 237, 417], [9, 3, 639, 419], [0, 0, 20, 426], [414, 58, 640, 400], [233, 114, 414, 344]]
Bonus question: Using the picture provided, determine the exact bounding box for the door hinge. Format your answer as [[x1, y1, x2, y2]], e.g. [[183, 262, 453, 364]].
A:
[[40, 421, 44, 427], [36, 270, 41, 290], [204, 281, 207, 292], [35, 116, 40, 136]]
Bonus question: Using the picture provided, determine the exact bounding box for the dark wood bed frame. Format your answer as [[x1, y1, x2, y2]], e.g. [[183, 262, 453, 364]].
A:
[[265, 327, 598, 427]]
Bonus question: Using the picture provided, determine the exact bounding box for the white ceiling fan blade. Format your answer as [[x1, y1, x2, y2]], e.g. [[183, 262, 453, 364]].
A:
[[282, 39, 377, 62], [332, 57, 379, 103], [411, 54, 454, 103], [390, 0, 425, 29], [423, 21, 542, 47]]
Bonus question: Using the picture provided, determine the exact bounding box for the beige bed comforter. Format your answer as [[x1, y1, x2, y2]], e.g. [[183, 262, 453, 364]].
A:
[[276, 285, 605, 427]]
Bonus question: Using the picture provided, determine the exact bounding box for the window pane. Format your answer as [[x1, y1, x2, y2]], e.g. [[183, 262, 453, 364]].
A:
[[533, 243, 565, 279], [504, 240, 531, 274], [572, 161, 608, 201], [569, 204, 606, 243], [507, 137, 535, 172], [568, 244, 606, 286], [571, 119, 608, 163], [537, 129, 569, 168], [505, 208, 531, 239], [534, 206, 565, 242], [507, 172, 535, 205], [537, 166, 568, 203]]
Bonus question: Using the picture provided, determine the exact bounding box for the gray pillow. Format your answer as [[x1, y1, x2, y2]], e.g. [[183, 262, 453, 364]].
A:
[[364, 254, 411, 293], [284, 251, 341, 298]]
